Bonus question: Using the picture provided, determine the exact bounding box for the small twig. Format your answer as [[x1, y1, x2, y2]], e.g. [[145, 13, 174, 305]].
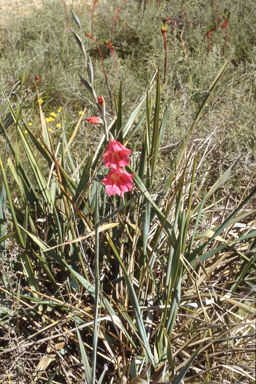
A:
[[185, 12, 191, 29], [180, 27, 191, 64], [91, 0, 98, 65], [60, 0, 69, 26], [207, 31, 210, 56], [222, 17, 228, 55]]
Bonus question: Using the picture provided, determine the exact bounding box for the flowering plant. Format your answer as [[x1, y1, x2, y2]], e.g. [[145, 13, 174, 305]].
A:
[[102, 139, 134, 196], [0, 4, 252, 384]]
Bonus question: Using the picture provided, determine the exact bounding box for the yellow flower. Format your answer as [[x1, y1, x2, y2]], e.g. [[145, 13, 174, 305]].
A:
[[24, 130, 28, 134], [56, 123, 61, 128], [37, 99, 44, 105], [50, 112, 57, 118], [42, 145, 44, 148], [79, 111, 84, 115], [28, 122, 32, 126], [49, 128, 53, 132], [46, 117, 54, 122], [58, 107, 62, 113]]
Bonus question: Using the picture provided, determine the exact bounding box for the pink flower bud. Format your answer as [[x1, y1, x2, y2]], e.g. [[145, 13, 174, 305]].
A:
[[86, 116, 101, 124], [98, 96, 105, 105]]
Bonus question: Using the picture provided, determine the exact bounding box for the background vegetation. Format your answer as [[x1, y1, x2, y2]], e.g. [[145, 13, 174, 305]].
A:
[[0, 0, 255, 383]]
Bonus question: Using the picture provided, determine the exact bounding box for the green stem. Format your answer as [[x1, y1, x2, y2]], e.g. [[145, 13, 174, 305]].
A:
[[92, 184, 99, 384]]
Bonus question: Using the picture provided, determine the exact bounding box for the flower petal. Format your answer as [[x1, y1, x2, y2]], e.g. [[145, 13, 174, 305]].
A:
[[102, 168, 134, 196], [103, 140, 131, 170]]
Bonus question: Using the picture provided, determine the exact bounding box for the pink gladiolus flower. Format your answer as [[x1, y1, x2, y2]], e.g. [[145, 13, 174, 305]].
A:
[[102, 168, 134, 197], [86, 116, 101, 124], [103, 139, 131, 170]]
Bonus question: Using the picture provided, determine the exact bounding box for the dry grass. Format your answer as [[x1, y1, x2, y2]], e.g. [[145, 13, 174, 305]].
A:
[[0, 1, 255, 383]]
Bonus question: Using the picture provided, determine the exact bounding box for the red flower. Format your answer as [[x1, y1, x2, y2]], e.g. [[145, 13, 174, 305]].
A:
[[105, 41, 113, 49], [102, 168, 134, 197], [163, 16, 171, 23], [103, 139, 131, 170], [35, 76, 40, 85], [98, 96, 105, 105], [86, 116, 101, 124]]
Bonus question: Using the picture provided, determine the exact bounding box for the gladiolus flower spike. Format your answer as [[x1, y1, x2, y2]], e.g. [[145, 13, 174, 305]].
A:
[[102, 139, 134, 196]]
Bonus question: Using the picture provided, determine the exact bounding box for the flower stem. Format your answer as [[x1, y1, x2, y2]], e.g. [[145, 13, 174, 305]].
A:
[[207, 32, 210, 56], [105, 42, 120, 78], [91, 0, 98, 66], [86, 34, 112, 106], [60, 0, 69, 26], [111, 8, 120, 44], [223, 19, 228, 55], [163, 31, 167, 82]]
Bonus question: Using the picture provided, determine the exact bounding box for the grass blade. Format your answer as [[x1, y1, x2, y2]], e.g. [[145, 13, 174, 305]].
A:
[[106, 232, 155, 366], [165, 59, 229, 189], [172, 347, 201, 384], [76, 323, 92, 384]]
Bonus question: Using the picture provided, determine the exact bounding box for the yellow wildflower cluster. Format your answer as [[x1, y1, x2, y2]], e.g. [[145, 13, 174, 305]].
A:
[[46, 117, 55, 123], [45, 106, 63, 128]]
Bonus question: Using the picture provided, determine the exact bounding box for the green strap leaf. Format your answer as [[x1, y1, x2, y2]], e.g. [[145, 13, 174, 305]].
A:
[[106, 233, 155, 366], [76, 323, 92, 384]]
